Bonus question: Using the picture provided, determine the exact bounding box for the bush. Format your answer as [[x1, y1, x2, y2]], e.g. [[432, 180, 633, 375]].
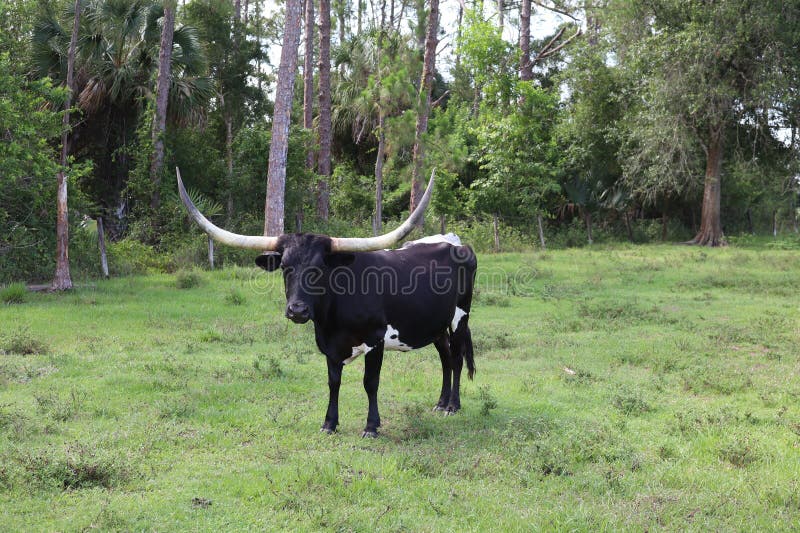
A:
[[107, 238, 168, 276], [1, 328, 49, 355], [1, 283, 28, 304], [224, 288, 246, 305], [175, 269, 203, 289]]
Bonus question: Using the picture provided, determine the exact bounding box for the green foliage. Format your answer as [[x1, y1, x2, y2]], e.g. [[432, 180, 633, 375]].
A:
[[175, 269, 203, 289], [1, 283, 29, 305], [0, 53, 65, 283], [1, 327, 48, 355], [106, 239, 168, 276], [471, 83, 561, 219]]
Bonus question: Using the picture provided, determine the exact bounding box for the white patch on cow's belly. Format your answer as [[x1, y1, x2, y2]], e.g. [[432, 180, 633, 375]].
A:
[[383, 324, 412, 351], [451, 307, 468, 331], [344, 343, 372, 364]]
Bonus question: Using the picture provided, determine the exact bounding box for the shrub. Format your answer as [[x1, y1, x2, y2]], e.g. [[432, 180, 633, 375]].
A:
[[1, 283, 28, 304], [107, 238, 168, 276], [20, 443, 130, 490], [175, 269, 202, 289], [224, 288, 246, 305], [1, 328, 49, 355]]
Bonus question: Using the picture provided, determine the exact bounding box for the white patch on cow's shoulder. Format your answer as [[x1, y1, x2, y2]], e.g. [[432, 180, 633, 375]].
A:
[[451, 307, 468, 331], [401, 233, 462, 248], [383, 324, 412, 351], [345, 343, 372, 364]]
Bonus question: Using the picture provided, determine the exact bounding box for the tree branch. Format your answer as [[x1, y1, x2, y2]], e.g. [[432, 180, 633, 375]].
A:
[[533, 26, 582, 64], [532, 0, 579, 22]]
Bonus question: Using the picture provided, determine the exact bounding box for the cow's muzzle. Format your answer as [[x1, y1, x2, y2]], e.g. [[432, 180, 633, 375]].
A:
[[286, 301, 310, 324]]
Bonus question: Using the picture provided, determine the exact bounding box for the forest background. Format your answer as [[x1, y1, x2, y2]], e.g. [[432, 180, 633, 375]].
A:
[[1, 0, 799, 285]]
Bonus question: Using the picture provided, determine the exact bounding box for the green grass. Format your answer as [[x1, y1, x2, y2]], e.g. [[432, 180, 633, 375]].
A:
[[1, 245, 799, 530]]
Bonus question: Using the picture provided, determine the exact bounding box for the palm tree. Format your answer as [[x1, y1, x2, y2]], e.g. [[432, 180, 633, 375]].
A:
[[33, 0, 211, 215]]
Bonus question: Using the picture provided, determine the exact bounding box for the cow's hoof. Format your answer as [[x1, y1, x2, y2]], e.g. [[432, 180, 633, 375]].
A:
[[320, 426, 336, 435], [361, 430, 379, 439], [432, 405, 446, 412], [445, 406, 460, 416]]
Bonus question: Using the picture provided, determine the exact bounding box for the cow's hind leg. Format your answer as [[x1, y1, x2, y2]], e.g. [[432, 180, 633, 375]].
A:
[[321, 358, 343, 434], [433, 335, 452, 411], [362, 343, 384, 438], [447, 324, 475, 414]]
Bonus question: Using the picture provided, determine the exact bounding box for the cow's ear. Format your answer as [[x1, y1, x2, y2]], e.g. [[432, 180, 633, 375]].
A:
[[324, 252, 355, 268], [255, 252, 282, 271]]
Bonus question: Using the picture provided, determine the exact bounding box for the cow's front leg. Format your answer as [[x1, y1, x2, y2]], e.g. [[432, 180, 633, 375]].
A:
[[321, 357, 343, 434], [362, 343, 384, 438]]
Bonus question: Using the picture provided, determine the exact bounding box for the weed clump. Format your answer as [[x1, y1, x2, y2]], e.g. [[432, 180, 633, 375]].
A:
[[253, 355, 284, 379], [718, 436, 761, 467], [1, 328, 49, 356], [478, 385, 498, 416], [1, 283, 28, 304], [20, 443, 130, 490], [224, 288, 246, 305], [175, 269, 203, 289], [612, 387, 652, 416], [35, 389, 84, 421]]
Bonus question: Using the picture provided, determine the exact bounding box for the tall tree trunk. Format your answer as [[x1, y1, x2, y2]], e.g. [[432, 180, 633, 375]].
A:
[[335, 0, 345, 45], [234, 0, 242, 24], [357, 0, 363, 33], [264, 0, 303, 236], [374, 110, 385, 235], [256, 0, 263, 92], [493, 213, 500, 252], [53, 0, 82, 291], [97, 217, 109, 278], [689, 125, 726, 246], [519, 0, 531, 81], [414, 0, 426, 54], [455, 0, 463, 69], [150, 1, 176, 211], [317, 0, 332, 220], [224, 104, 234, 222], [497, 0, 503, 34], [584, 210, 593, 244], [409, 0, 439, 224], [537, 213, 546, 250], [303, 0, 315, 171], [624, 212, 633, 242]]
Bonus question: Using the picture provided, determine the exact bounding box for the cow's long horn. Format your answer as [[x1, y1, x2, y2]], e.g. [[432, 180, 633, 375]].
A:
[[330, 169, 435, 252], [176, 167, 279, 251]]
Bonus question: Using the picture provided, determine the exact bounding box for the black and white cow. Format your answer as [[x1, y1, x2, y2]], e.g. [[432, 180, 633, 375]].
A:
[[176, 169, 477, 437]]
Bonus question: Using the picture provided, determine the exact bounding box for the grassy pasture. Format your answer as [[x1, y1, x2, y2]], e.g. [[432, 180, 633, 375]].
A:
[[1, 244, 799, 531]]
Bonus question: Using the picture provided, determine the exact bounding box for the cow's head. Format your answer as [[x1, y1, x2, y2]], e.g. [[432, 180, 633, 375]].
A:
[[175, 168, 434, 324], [253, 234, 356, 323]]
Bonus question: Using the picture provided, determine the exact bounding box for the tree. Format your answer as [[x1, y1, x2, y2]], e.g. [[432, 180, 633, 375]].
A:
[[150, 0, 176, 211], [316, 0, 332, 220], [609, 0, 798, 246], [303, 0, 315, 172], [52, 0, 81, 291], [409, 0, 439, 222], [265, 0, 303, 236], [0, 53, 65, 283], [33, 0, 211, 219]]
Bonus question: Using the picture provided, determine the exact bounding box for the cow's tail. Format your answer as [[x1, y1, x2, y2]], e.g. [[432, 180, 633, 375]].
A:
[[463, 326, 475, 380], [454, 244, 477, 380]]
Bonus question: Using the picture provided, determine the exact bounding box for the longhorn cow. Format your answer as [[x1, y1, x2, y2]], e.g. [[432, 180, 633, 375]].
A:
[[177, 169, 476, 437]]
